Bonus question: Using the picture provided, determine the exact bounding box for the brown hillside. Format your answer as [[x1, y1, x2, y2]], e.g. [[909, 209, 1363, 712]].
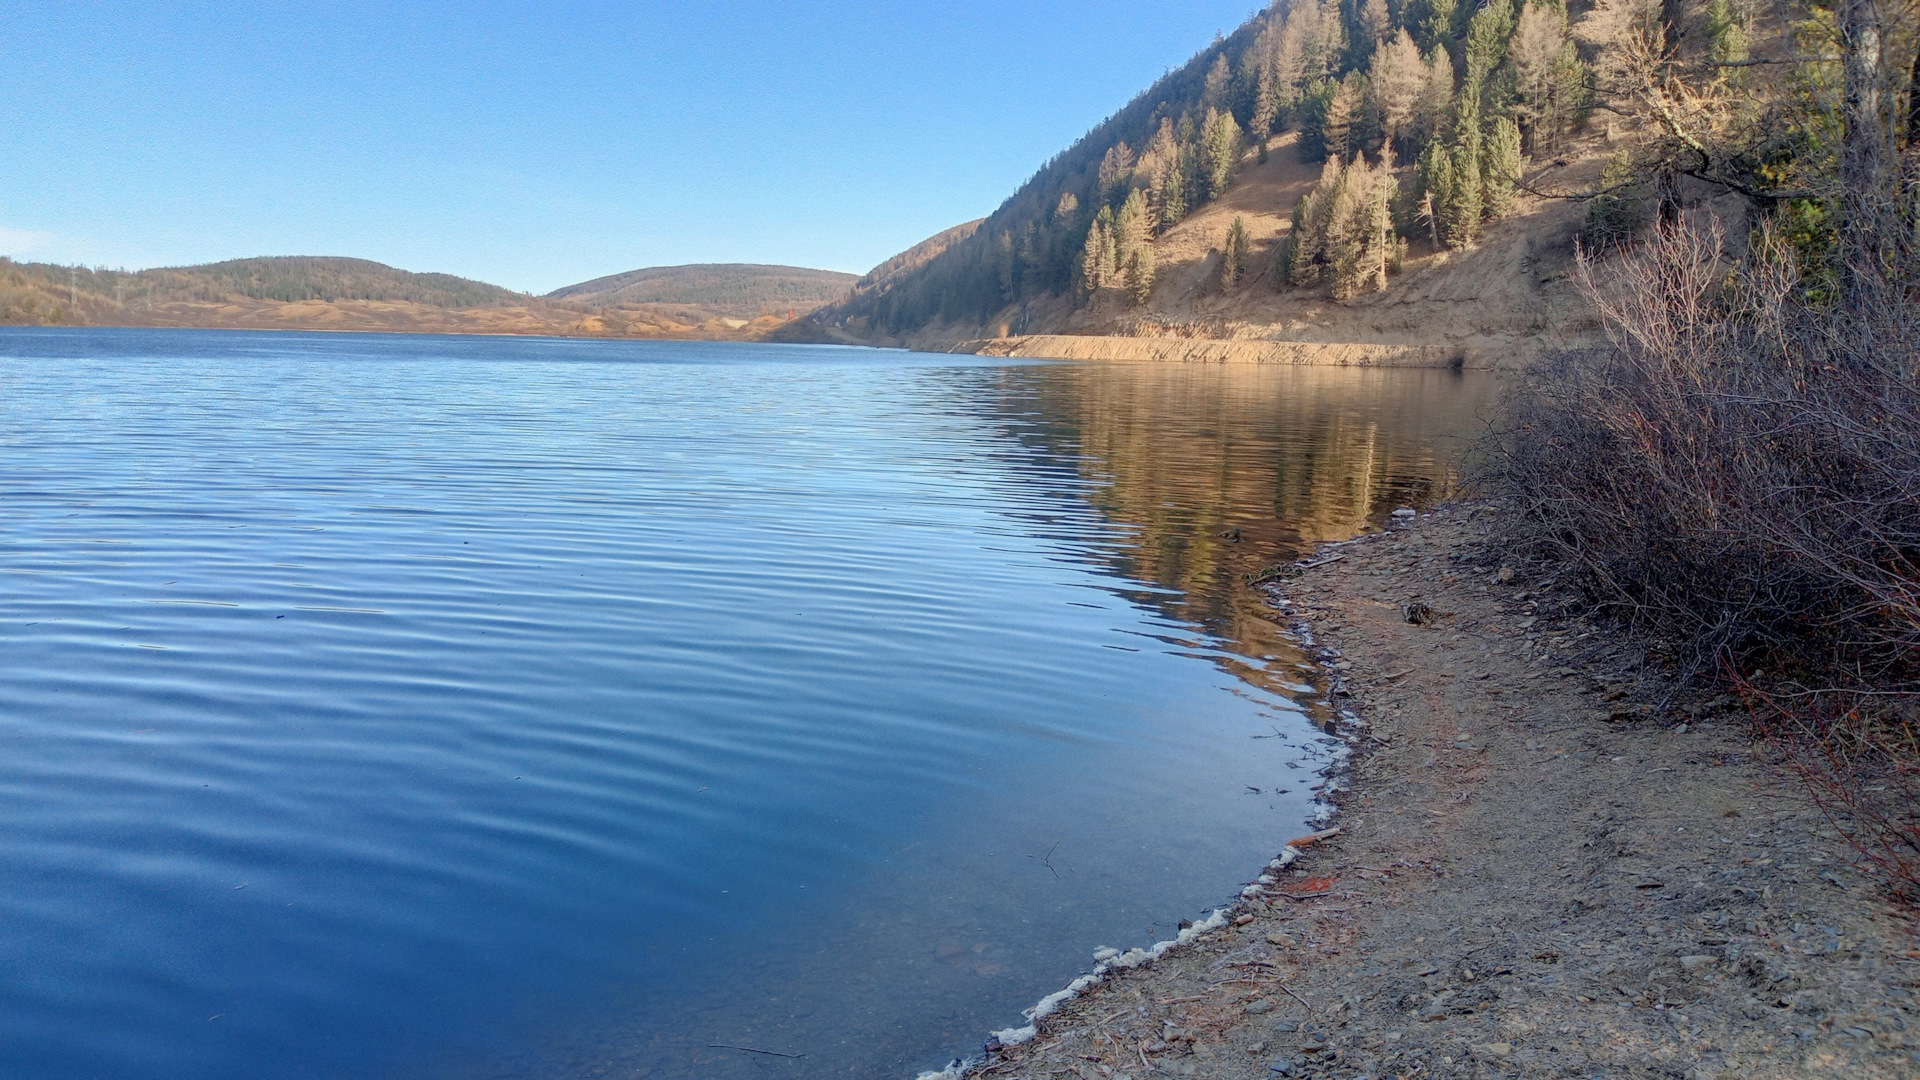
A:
[[925, 129, 1616, 368]]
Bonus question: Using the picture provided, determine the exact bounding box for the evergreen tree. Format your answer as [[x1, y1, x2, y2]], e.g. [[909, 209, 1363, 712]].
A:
[[1097, 142, 1137, 204], [1417, 138, 1453, 248], [1292, 158, 1346, 285], [1200, 108, 1245, 202], [1445, 127, 1484, 246], [1508, 0, 1570, 149], [1115, 187, 1152, 267], [1704, 0, 1749, 79], [1481, 115, 1523, 219], [1295, 79, 1339, 162], [1420, 0, 1458, 56], [1581, 150, 1648, 249], [1125, 247, 1157, 306], [1221, 216, 1251, 288], [1463, 0, 1517, 102], [1077, 207, 1119, 294], [1251, 68, 1280, 162], [1275, 197, 1307, 287], [1327, 157, 1371, 299]]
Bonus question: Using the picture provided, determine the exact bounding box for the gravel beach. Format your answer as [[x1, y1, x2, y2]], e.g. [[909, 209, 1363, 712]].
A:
[[960, 503, 1918, 1080]]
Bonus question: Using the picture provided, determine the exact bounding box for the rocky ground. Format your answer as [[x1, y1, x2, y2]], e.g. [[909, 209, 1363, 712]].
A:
[[961, 503, 1919, 1080]]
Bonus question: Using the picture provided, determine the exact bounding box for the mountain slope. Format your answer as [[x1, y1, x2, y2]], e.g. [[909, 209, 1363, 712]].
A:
[[800, 0, 1643, 365], [545, 263, 855, 316]]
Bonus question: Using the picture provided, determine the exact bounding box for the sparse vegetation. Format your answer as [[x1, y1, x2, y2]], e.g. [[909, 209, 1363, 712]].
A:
[[1483, 0, 1920, 897]]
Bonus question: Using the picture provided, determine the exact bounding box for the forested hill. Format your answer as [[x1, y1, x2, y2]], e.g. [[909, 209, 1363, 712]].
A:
[[0, 256, 854, 340], [805, 0, 1624, 350], [5, 256, 529, 309], [545, 263, 856, 314]]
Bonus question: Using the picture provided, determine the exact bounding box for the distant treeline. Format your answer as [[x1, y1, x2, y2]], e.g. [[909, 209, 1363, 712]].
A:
[[546, 263, 856, 310], [0, 256, 526, 310]]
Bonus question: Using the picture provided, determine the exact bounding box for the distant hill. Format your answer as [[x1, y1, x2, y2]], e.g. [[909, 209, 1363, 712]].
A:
[[0, 255, 855, 341], [546, 263, 857, 316]]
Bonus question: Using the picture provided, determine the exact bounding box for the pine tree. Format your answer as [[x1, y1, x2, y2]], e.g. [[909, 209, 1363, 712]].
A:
[[1251, 68, 1279, 162], [1481, 116, 1523, 219], [1445, 128, 1483, 247], [1582, 150, 1647, 250], [1275, 197, 1307, 287], [1077, 208, 1118, 294], [1125, 246, 1157, 306], [1328, 157, 1371, 300], [1290, 158, 1344, 285], [1417, 138, 1454, 247], [1115, 187, 1151, 267], [1221, 216, 1251, 288], [1295, 79, 1339, 162], [1200, 108, 1244, 202], [1420, 0, 1458, 55], [1463, 0, 1517, 91]]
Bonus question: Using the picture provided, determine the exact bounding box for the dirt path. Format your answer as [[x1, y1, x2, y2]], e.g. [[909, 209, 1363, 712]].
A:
[[962, 504, 1917, 1080]]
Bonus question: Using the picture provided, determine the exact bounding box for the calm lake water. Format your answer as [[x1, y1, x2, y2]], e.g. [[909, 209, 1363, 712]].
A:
[[0, 329, 1492, 1079]]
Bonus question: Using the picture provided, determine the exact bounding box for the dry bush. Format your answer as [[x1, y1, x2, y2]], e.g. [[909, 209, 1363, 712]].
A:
[[1481, 211, 1920, 892]]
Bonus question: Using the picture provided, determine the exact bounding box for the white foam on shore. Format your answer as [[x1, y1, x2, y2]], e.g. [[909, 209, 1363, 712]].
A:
[[978, 905, 1231, 1052]]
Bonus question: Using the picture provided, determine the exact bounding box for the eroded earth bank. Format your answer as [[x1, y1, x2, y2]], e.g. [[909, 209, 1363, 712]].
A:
[[967, 504, 1918, 1080]]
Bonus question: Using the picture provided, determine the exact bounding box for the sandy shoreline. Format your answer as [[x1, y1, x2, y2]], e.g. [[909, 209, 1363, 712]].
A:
[[949, 335, 1481, 370], [934, 503, 1916, 1080]]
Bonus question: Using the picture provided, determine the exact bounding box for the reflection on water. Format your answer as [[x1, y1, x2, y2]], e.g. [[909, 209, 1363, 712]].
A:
[[999, 362, 1493, 699], [0, 331, 1492, 1080]]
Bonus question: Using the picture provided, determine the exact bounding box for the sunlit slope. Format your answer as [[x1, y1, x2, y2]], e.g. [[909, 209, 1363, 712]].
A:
[[0, 256, 856, 340]]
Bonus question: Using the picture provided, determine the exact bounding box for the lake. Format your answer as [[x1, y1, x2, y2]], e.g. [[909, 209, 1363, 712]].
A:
[[0, 329, 1492, 1079]]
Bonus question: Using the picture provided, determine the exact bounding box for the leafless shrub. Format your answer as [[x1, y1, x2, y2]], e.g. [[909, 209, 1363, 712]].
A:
[[1480, 209, 1920, 892]]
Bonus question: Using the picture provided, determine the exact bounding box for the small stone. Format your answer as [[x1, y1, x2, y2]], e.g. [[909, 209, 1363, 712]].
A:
[[1245, 998, 1276, 1015], [1392, 508, 1416, 519], [1679, 955, 1717, 972], [1272, 1021, 1299, 1033], [1268, 1060, 1296, 1076], [1473, 1041, 1514, 1058], [1495, 567, 1516, 584], [1235, 913, 1256, 926], [1846, 1026, 1873, 1038], [1267, 933, 1294, 947]]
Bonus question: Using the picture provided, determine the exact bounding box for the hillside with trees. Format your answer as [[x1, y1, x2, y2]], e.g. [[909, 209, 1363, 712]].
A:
[[0, 257, 854, 340], [801, 0, 1817, 365], [546, 263, 855, 315]]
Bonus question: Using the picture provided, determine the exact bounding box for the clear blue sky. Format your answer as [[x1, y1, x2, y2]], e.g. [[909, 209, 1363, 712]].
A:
[[0, 1, 1259, 293]]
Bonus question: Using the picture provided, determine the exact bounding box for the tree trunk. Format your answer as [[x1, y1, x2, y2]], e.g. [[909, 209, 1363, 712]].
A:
[[1837, 0, 1890, 298], [1908, 39, 1920, 146]]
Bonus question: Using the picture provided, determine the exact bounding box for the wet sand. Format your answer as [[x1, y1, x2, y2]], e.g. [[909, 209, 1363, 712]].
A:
[[947, 503, 1918, 1080]]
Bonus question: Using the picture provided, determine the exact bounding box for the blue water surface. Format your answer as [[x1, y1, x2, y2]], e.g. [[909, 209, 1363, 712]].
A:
[[0, 330, 1488, 1079]]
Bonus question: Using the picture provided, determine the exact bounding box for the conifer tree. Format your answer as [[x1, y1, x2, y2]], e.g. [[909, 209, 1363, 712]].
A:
[[1371, 30, 1425, 156], [1200, 108, 1245, 202], [1125, 247, 1156, 306], [1115, 188, 1151, 268], [1413, 44, 1456, 150], [1327, 157, 1371, 299], [1481, 116, 1523, 219], [1445, 128, 1484, 246], [1417, 138, 1453, 247], [1275, 197, 1307, 287], [1295, 79, 1339, 162], [1098, 142, 1136, 204], [1704, 0, 1748, 78], [1203, 53, 1232, 109], [1463, 0, 1517, 113], [1251, 68, 1279, 162], [1077, 208, 1118, 294], [1420, 0, 1458, 56], [1325, 74, 1363, 164], [1221, 216, 1251, 288]]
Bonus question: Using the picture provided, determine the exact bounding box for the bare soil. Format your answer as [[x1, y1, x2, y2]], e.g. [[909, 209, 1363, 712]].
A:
[[967, 503, 1918, 1080]]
